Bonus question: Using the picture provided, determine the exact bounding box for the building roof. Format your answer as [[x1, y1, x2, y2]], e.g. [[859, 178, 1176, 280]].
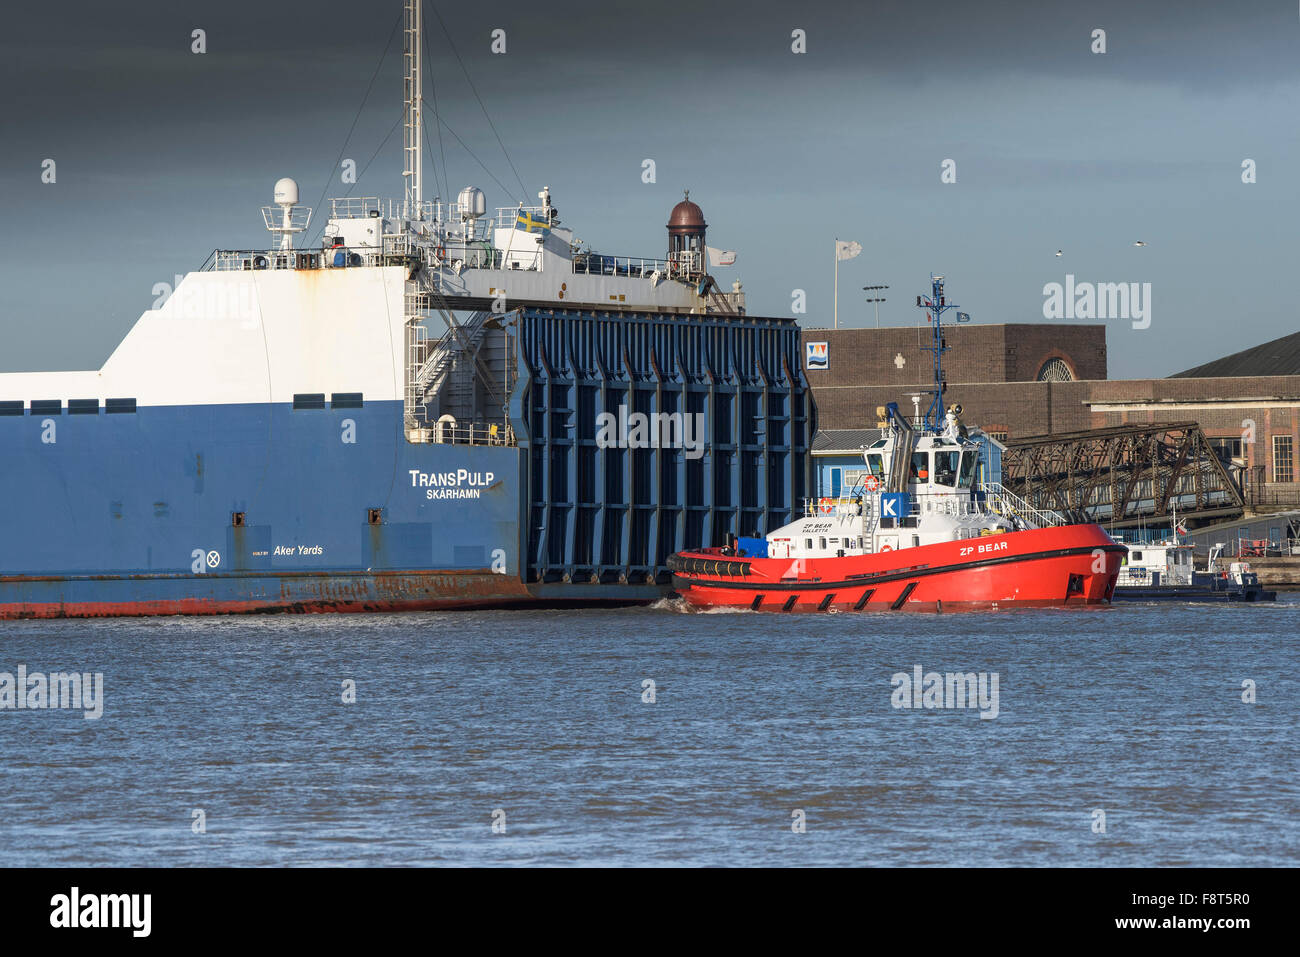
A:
[[1170, 330, 1300, 378], [1180, 510, 1300, 537], [813, 428, 884, 453]]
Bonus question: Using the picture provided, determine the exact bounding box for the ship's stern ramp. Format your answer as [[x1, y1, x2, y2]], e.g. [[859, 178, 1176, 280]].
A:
[[512, 308, 812, 593]]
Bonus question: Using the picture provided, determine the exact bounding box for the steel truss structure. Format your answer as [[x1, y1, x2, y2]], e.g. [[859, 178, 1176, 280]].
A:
[[1001, 422, 1244, 529]]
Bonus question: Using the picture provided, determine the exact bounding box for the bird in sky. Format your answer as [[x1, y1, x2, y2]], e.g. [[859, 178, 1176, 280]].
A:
[[1133, 240, 1148, 247], [1055, 249, 1063, 257]]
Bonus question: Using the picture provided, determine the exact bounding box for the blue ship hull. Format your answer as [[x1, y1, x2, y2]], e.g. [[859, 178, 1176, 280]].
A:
[[0, 400, 552, 616]]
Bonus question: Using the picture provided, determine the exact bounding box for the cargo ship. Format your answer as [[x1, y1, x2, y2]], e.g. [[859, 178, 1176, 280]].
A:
[[0, 1, 811, 618], [667, 277, 1127, 611]]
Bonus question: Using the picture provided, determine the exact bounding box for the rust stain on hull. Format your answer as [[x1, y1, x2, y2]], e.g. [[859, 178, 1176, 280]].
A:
[[0, 568, 555, 620]]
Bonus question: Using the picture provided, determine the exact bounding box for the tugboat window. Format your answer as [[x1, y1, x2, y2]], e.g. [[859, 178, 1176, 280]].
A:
[[910, 452, 930, 481], [933, 450, 959, 486], [958, 452, 977, 488]]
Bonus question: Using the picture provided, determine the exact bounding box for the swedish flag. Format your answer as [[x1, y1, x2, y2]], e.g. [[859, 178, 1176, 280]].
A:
[[515, 210, 551, 238]]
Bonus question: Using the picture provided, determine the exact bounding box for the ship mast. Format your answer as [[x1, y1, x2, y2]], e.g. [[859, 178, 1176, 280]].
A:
[[916, 275, 957, 432], [403, 0, 423, 218]]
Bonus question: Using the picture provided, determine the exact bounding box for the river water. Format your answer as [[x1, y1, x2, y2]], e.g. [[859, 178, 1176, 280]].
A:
[[1, 597, 1296, 866]]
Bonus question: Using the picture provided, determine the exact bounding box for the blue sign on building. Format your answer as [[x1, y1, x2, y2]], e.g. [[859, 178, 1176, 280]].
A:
[[880, 492, 911, 520]]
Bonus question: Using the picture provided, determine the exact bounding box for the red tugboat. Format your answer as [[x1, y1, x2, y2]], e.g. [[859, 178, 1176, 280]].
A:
[[668, 276, 1127, 612]]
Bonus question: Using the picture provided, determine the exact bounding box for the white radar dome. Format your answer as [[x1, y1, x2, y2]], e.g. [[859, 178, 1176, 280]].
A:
[[273, 177, 300, 206], [458, 186, 486, 220]]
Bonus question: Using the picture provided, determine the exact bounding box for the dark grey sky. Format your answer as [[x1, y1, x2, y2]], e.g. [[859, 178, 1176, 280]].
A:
[[2, 0, 1297, 378]]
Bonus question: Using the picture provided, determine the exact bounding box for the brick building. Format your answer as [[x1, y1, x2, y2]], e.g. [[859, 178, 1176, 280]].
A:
[[802, 323, 1106, 438], [802, 323, 1105, 393]]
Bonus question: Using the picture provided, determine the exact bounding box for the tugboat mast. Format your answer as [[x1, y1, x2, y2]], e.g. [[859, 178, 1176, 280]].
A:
[[916, 274, 958, 432]]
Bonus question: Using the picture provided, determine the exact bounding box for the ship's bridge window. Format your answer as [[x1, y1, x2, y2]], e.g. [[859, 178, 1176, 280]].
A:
[[910, 452, 930, 481], [958, 450, 977, 488], [1131, 551, 1143, 561], [933, 450, 960, 486], [865, 453, 885, 480]]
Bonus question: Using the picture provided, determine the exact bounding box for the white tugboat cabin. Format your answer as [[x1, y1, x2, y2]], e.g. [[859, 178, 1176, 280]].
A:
[[751, 405, 1067, 562]]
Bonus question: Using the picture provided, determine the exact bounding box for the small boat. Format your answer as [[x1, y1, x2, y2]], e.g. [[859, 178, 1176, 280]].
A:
[[667, 276, 1127, 612], [1111, 542, 1277, 602]]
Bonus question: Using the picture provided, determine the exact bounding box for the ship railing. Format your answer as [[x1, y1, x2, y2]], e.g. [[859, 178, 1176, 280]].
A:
[[448, 247, 504, 270], [801, 496, 863, 517], [329, 196, 386, 219], [1237, 536, 1300, 558], [206, 246, 410, 272], [493, 205, 553, 232], [905, 491, 993, 520], [407, 236, 502, 270], [327, 197, 449, 222], [406, 421, 517, 447], [572, 253, 671, 279], [1116, 567, 1154, 584], [980, 482, 1066, 528]]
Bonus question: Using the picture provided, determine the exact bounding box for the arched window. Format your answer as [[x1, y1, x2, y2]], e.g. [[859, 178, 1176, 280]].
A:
[[1037, 358, 1074, 382]]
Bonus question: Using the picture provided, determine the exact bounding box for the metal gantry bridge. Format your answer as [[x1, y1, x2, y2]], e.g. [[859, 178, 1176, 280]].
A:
[[1001, 422, 1245, 529]]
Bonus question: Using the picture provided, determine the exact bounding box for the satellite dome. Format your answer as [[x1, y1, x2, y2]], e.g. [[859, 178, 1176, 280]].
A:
[[458, 186, 486, 220], [273, 177, 300, 206]]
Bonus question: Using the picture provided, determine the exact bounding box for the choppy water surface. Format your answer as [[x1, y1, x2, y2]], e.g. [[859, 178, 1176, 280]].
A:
[[1, 597, 1296, 866]]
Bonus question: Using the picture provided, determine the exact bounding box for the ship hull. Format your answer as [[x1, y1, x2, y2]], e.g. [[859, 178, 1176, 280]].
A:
[[669, 525, 1126, 612], [0, 570, 531, 619], [0, 399, 547, 619], [1112, 584, 1276, 603], [0, 570, 666, 619]]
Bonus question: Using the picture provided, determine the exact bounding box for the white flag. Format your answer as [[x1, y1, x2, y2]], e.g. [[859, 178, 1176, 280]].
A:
[[836, 239, 863, 261], [707, 246, 737, 267]]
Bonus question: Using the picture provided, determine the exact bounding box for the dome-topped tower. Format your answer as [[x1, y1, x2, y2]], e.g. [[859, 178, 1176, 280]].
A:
[[667, 190, 707, 274]]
